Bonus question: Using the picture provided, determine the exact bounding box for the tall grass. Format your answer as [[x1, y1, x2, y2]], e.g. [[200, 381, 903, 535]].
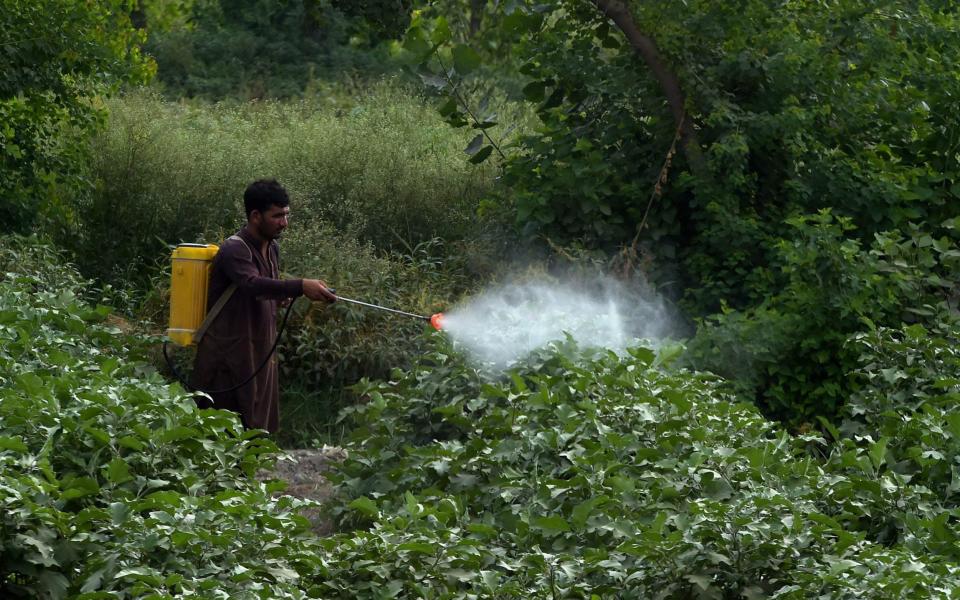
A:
[[79, 80, 504, 286]]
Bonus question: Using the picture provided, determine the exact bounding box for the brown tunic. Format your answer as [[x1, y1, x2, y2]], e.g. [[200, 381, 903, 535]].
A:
[[191, 228, 303, 432]]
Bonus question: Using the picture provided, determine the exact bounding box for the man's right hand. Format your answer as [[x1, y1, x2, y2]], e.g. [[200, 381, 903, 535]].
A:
[[303, 279, 337, 303]]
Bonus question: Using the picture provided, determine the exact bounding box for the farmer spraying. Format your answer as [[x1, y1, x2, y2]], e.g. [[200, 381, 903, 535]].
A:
[[191, 179, 336, 432]]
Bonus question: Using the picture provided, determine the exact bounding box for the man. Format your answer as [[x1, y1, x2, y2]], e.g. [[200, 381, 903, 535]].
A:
[[191, 179, 336, 432]]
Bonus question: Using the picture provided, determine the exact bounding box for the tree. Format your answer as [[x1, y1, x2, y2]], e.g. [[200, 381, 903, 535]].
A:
[[406, 0, 960, 313], [0, 0, 153, 235]]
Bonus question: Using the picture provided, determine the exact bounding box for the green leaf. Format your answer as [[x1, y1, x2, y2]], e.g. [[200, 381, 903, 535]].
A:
[[61, 477, 100, 500], [468, 145, 494, 164], [418, 71, 448, 90], [868, 437, 889, 471], [686, 573, 712, 591], [348, 496, 379, 518], [109, 501, 129, 525], [397, 541, 435, 554], [0, 435, 29, 453], [106, 457, 131, 484], [430, 16, 451, 45], [571, 496, 606, 529], [437, 97, 458, 117], [465, 134, 484, 156], [522, 81, 546, 102], [403, 27, 432, 59], [531, 515, 571, 534], [452, 45, 481, 75]]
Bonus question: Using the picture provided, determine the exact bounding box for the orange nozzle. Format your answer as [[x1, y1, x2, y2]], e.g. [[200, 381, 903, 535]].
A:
[[430, 313, 445, 331]]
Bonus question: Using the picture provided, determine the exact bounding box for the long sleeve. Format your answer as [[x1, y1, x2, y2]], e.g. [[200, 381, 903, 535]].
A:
[[217, 238, 303, 299]]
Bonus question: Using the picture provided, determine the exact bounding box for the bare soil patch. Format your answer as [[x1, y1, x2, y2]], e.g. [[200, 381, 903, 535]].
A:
[[258, 446, 346, 535]]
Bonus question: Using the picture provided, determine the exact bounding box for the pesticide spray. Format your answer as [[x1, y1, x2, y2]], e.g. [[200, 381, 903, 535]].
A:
[[435, 277, 673, 368], [338, 276, 674, 367]]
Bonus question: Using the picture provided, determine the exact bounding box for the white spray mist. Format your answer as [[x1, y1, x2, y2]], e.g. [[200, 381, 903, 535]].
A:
[[439, 276, 674, 368]]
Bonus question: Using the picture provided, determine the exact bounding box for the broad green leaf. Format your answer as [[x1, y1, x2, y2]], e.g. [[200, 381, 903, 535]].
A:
[[531, 515, 571, 534], [0, 435, 28, 453], [348, 496, 379, 518], [465, 134, 484, 156], [430, 16, 451, 45], [106, 457, 131, 484], [452, 45, 481, 75], [522, 81, 546, 102], [868, 437, 889, 470], [468, 145, 494, 164]]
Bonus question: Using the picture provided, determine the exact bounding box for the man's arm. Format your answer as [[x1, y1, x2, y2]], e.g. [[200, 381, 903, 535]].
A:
[[219, 240, 335, 302], [219, 240, 303, 298]]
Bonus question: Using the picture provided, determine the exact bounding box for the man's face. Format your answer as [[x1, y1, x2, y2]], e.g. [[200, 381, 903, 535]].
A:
[[252, 204, 290, 240]]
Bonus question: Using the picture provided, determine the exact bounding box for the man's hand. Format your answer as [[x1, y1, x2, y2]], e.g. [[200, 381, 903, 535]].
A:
[[303, 279, 337, 303]]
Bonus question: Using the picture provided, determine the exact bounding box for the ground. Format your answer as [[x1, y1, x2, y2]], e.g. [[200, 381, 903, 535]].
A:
[[258, 446, 347, 534]]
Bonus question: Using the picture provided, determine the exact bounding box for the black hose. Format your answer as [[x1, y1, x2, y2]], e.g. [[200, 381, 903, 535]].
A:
[[162, 298, 296, 395]]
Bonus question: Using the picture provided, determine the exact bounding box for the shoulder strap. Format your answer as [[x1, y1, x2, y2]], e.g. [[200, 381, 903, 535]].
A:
[[193, 235, 246, 345], [193, 283, 237, 345]]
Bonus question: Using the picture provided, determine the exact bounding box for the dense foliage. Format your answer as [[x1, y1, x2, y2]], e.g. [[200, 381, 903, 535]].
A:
[[410, 1, 960, 306], [0, 0, 152, 234], [78, 87, 506, 442], [323, 330, 960, 597], [6, 3, 960, 595], [402, 0, 960, 423], [4, 233, 960, 597], [143, 0, 401, 99], [685, 213, 960, 424], [83, 86, 500, 286], [0, 236, 322, 597]]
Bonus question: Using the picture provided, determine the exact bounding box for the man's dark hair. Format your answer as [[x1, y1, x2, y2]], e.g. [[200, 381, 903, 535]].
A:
[[244, 179, 289, 218]]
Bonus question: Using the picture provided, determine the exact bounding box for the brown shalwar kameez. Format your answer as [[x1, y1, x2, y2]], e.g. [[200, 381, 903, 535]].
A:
[[191, 228, 303, 432]]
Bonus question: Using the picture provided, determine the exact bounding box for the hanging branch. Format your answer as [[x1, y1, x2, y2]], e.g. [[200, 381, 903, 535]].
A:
[[617, 115, 685, 276], [590, 0, 704, 172]]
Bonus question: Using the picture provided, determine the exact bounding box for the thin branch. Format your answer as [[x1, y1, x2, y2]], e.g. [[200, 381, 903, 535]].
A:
[[434, 52, 507, 160]]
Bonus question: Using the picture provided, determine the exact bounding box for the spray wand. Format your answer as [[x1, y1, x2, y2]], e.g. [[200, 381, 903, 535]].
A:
[[333, 292, 445, 330]]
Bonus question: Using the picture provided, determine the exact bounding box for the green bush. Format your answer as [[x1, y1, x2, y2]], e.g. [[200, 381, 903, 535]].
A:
[[839, 315, 960, 507], [144, 0, 397, 100], [319, 336, 960, 597], [76, 83, 511, 437], [685, 213, 960, 426], [1, 0, 152, 235], [8, 234, 960, 598], [0, 235, 325, 598], [423, 2, 960, 318], [273, 220, 478, 445]]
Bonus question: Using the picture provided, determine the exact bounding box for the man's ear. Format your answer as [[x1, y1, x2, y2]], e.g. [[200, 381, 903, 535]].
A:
[[249, 209, 261, 224]]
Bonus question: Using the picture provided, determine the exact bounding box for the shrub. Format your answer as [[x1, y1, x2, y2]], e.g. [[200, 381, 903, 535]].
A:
[[840, 315, 960, 508], [320, 336, 960, 597], [685, 213, 960, 426], [0, 235, 325, 597]]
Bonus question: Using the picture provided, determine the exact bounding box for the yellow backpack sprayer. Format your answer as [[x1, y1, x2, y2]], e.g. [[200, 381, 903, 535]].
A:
[[166, 243, 220, 346], [163, 242, 445, 393]]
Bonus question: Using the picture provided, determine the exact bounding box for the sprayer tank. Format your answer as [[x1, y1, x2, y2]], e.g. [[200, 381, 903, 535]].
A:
[[167, 243, 219, 346]]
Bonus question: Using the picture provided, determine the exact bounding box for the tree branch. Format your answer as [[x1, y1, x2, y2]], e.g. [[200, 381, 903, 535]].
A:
[[591, 0, 704, 170]]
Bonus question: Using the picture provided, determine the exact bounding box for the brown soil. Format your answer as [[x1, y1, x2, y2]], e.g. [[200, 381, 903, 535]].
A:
[[257, 446, 347, 535]]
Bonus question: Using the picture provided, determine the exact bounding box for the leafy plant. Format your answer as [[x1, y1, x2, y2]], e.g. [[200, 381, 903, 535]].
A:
[[0, 235, 325, 598], [685, 213, 960, 425], [0, 0, 153, 235], [320, 334, 960, 597]]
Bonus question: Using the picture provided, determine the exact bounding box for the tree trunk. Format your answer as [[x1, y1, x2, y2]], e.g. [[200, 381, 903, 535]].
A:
[[591, 0, 703, 170], [470, 0, 484, 37], [130, 0, 147, 29]]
